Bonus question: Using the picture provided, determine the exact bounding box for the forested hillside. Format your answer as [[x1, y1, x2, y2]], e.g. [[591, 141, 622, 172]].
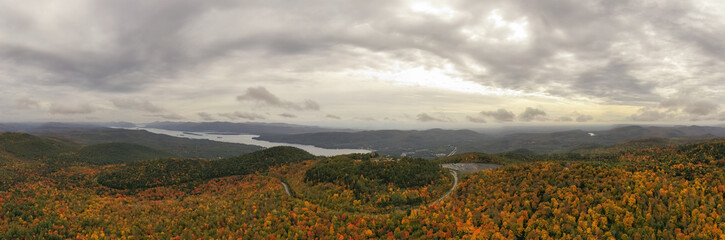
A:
[[97, 146, 315, 189], [34, 127, 264, 159], [2, 133, 725, 239]]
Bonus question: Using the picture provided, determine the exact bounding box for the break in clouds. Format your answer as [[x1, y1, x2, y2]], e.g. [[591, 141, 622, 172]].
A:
[[1, 0, 724, 125]]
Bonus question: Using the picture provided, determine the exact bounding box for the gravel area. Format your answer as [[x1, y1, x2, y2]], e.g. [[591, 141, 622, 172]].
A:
[[441, 163, 502, 173]]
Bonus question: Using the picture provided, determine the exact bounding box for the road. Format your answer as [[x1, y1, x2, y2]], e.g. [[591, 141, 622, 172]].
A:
[[446, 147, 457, 157], [429, 169, 458, 206], [280, 181, 292, 196], [278, 166, 461, 208]]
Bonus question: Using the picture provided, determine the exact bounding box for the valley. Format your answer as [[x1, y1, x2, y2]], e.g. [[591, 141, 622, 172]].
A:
[[2, 127, 725, 238]]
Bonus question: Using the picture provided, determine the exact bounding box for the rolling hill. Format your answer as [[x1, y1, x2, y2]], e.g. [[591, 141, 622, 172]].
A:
[[33, 127, 264, 159], [145, 121, 350, 135], [97, 146, 316, 189], [70, 142, 175, 165], [0, 132, 79, 160], [3, 131, 725, 238], [256, 125, 725, 157]]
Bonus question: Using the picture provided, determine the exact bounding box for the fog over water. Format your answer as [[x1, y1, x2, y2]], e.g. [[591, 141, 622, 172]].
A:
[[135, 128, 371, 156]]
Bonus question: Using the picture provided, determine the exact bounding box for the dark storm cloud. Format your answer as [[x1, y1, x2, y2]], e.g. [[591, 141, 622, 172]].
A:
[[237, 87, 320, 111], [49, 103, 95, 115], [518, 107, 547, 122], [112, 99, 164, 113], [480, 109, 516, 122], [219, 111, 266, 121]]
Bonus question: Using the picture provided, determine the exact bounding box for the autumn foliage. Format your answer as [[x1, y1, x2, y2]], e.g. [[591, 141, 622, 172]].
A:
[[3, 134, 725, 239]]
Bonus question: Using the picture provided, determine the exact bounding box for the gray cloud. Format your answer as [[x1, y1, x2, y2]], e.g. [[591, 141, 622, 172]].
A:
[[683, 101, 719, 116], [557, 117, 573, 122], [416, 113, 447, 122], [219, 111, 266, 121], [576, 115, 594, 122], [630, 108, 669, 121], [15, 97, 40, 109], [279, 113, 297, 118], [325, 114, 341, 120], [2, 1, 725, 124], [151, 113, 185, 120], [519, 107, 547, 122], [49, 103, 95, 115], [197, 112, 215, 121], [112, 98, 164, 113], [354, 117, 376, 122], [237, 87, 320, 111], [480, 109, 516, 122], [466, 116, 487, 123], [572, 62, 657, 102]]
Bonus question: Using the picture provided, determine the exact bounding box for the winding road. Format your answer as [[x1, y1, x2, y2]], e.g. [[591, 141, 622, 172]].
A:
[[280, 181, 292, 196], [429, 169, 458, 206]]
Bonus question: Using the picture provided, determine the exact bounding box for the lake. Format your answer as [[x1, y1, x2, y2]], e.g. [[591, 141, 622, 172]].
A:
[[133, 128, 372, 156]]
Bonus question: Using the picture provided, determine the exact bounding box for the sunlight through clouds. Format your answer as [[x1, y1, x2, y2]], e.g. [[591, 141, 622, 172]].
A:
[[461, 9, 530, 43], [352, 64, 533, 97], [408, 0, 458, 21]]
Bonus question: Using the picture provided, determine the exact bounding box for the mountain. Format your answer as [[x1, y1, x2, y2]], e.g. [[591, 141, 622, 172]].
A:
[[32, 127, 264, 159], [71, 142, 175, 165], [256, 125, 725, 157], [0, 132, 79, 160], [97, 146, 315, 189], [145, 121, 350, 135], [257, 128, 488, 158]]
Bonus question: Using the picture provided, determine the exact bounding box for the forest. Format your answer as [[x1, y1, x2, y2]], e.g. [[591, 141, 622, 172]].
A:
[[2, 132, 725, 239]]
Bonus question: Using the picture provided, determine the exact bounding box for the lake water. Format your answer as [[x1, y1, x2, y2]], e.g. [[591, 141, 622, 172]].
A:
[[133, 128, 372, 157]]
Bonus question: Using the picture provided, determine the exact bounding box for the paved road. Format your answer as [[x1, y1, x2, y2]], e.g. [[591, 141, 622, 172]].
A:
[[276, 164, 487, 209], [429, 169, 458, 206], [280, 181, 292, 196]]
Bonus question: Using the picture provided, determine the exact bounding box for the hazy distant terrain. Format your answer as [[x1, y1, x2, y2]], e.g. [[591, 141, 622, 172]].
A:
[[257, 125, 725, 157], [4, 122, 725, 159], [1, 123, 264, 159], [146, 121, 353, 135]]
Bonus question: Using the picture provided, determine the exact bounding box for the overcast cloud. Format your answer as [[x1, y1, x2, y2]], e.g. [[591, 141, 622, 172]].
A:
[[1, 0, 724, 127]]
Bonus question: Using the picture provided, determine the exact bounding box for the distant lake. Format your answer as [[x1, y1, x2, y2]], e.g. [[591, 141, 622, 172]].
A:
[[133, 128, 372, 157]]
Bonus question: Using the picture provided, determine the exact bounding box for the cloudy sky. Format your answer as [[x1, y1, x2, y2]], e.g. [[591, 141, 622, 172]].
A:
[[1, 0, 724, 129]]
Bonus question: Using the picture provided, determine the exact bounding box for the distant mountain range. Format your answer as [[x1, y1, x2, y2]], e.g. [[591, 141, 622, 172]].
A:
[[256, 125, 725, 157], [145, 121, 352, 135], [3, 121, 725, 159], [0, 122, 263, 159]]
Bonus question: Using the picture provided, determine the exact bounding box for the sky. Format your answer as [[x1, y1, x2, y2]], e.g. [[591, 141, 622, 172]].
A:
[[1, 0, 724, 129]]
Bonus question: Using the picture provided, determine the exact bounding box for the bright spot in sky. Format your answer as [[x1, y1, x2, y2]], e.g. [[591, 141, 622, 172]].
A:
[[463, 9, 529, 43], [353, 65, 530, 97], [409, 1, 458, 20]]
